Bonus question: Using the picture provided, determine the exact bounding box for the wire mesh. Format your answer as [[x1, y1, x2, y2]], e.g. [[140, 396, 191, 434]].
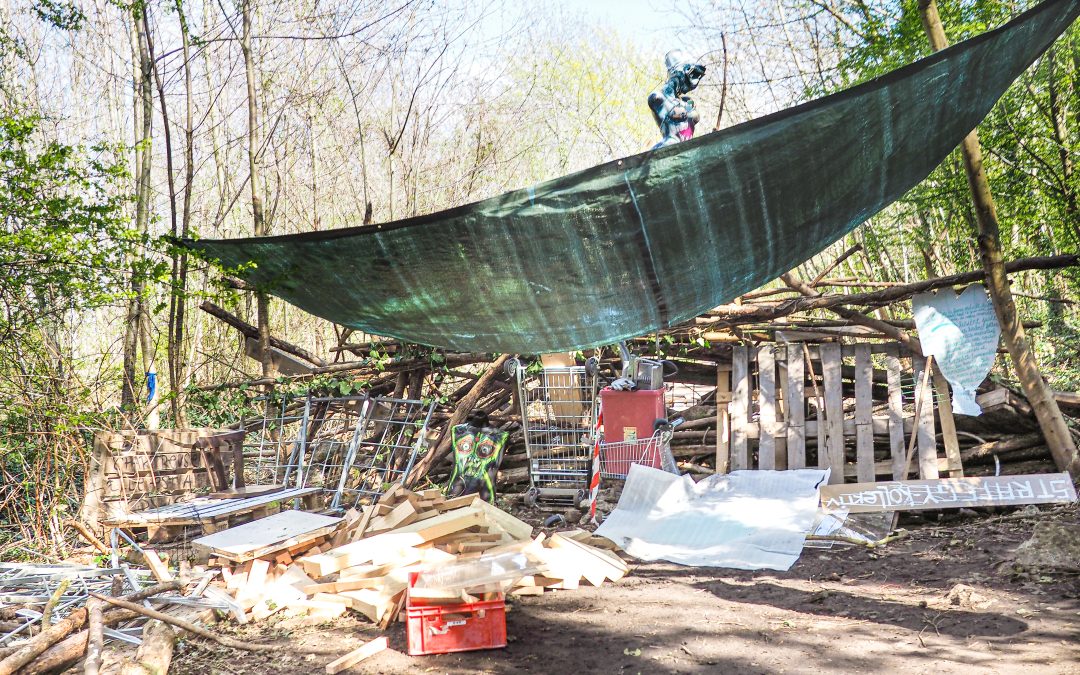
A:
[[332, 396, 435, 510], [599, 430, 674, 479], [243, 395, 309, 487], [298, 396, 369, 497], [516, 365, 597, 497]]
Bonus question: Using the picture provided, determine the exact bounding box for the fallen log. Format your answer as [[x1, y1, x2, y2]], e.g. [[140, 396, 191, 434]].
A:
[[0, 582, 181, 675], [65, 520, 110, 555], [84, 599, 104, 675], [201, 301, 327, 367], [21, 609, 139, 675], [134, 620, 176, 675], [405, 354, 511, 487], [959, 432, 1043, 464], [706, 254, 1078, 324]]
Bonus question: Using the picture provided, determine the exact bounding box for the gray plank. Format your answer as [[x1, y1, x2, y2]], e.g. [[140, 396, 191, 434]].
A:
[[911, 354, 939, 480], [820, 343, 845, 485], [885, 346, 907, 480], [715, 366, 731, 474], [730, 346, 750, 471], [785, 345, 806, 469], [758, 346, 776, 470], [854, 344, 875, 483]]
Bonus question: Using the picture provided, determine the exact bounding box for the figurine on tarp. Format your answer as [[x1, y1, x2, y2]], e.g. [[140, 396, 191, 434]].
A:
[[648, 49, 706, 149], [445, 410, 509, 504]]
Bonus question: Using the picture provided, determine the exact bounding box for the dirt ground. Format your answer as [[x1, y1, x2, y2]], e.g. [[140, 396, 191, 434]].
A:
[[169, 503, 1080, 675]]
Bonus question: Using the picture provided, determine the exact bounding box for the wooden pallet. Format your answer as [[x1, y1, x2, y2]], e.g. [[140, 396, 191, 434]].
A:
[[101, 487, 322, 538], [717, 342, 963, 484]]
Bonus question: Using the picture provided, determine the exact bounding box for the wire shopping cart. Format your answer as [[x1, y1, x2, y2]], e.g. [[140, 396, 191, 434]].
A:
[[509, 358, 599, 509], [599, 425, 677, 480]]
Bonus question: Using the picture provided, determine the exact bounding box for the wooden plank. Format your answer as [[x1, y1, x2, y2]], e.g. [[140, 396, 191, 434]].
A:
[[932, 367, 964, 478], [885, 347, 907, 480], [433, 494, 479, 511], [911, 354, 939, 479], [715, 366, 731, 474], [854, 344, 875, 483], [366, 499, 418, 534], [820, 473, 1077, 513], [302, 509, 484, 577], [209, 484, 285, 500], [303, 577, 384, 595], [142, 550, 174, 582], [785, 345, 806, 469], [757, 347, 776, 470], [469, 497, 533, 540], [730, 346, 750, 471], [819, 343, 845, 485], [192, 511, 343, 562]]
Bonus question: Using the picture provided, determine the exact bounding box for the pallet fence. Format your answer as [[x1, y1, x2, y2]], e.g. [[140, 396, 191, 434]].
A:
[[715, 342, 964, 484]]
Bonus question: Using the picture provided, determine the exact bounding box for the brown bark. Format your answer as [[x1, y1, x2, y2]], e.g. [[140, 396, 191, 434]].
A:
[[919, 0, 1080, 478], [780, 272, 924, 354], [199, 301, 326, 366], [84, 599, 104, 675], [708, 254, 1078, 324], [0, 582, 181, 675], [404, 354, 510, 486], [133, 620, 176, 675], [240, 0, 275, 389], [19, 609, 139, 675], [121, 9, 154, 415]]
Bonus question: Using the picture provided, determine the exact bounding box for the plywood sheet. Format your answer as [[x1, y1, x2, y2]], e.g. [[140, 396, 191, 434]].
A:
[[193, 510, 342, 561]]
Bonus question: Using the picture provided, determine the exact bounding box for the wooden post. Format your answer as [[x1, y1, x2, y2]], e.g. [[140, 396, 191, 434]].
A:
[[919, 0, 1080, 478], [784, 345, 806, 468], [715, 365, 731, 474], [757, 346, 776, 470], [853, 344, 875, 482], [820, 343, 845, 484], [932, 368, 964, 477], [911, 354, 939, 479], [886, 347, 907, 480], [730, 346, 750, 471]]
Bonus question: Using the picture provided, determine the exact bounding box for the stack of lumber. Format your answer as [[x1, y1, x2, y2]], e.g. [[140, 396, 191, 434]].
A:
[[196, 485, 628, 627]]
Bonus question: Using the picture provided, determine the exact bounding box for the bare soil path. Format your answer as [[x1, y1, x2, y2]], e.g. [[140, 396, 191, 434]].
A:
[[170, 504, 1080, 674]]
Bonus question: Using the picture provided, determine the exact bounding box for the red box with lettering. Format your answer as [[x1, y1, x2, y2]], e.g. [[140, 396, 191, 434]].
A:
[[599, 387, 666, 443]]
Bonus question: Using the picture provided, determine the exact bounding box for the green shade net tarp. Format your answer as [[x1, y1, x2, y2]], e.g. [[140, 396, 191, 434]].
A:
[[184, 0, 1080, 354]]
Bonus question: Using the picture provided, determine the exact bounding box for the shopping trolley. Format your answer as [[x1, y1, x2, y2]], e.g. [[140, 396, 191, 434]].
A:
[[508, 358, 599, 509], [599, 423, 678, 480]]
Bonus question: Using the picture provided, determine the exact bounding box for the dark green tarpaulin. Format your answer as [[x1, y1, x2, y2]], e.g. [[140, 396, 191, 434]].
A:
[[184, 0, 1080, 354]]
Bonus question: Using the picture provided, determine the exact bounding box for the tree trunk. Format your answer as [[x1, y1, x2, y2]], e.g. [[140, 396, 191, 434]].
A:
[[918, 0, 1080, 478], [121, 10, 153, 416], [240, 0, 275, 391]]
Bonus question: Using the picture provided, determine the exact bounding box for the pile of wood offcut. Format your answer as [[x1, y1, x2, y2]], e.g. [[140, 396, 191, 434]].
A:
[[195, 485, 628, 628]]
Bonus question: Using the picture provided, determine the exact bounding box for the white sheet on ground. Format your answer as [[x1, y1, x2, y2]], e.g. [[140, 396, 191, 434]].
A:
[[595, 464, 829, 570]]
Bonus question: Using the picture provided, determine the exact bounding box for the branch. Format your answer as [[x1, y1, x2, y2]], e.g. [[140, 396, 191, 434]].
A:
[[200, 301, 327, 367]]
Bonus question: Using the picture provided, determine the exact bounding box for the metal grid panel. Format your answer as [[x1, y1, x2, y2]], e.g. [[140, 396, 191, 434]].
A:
[[299, 396, 369, 495], [243, 396, 309, 487], [332, 396, 434, 510]]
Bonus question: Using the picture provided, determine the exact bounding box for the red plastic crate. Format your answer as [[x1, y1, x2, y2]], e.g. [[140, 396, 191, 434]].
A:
[[406, 593, 507, 656]]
